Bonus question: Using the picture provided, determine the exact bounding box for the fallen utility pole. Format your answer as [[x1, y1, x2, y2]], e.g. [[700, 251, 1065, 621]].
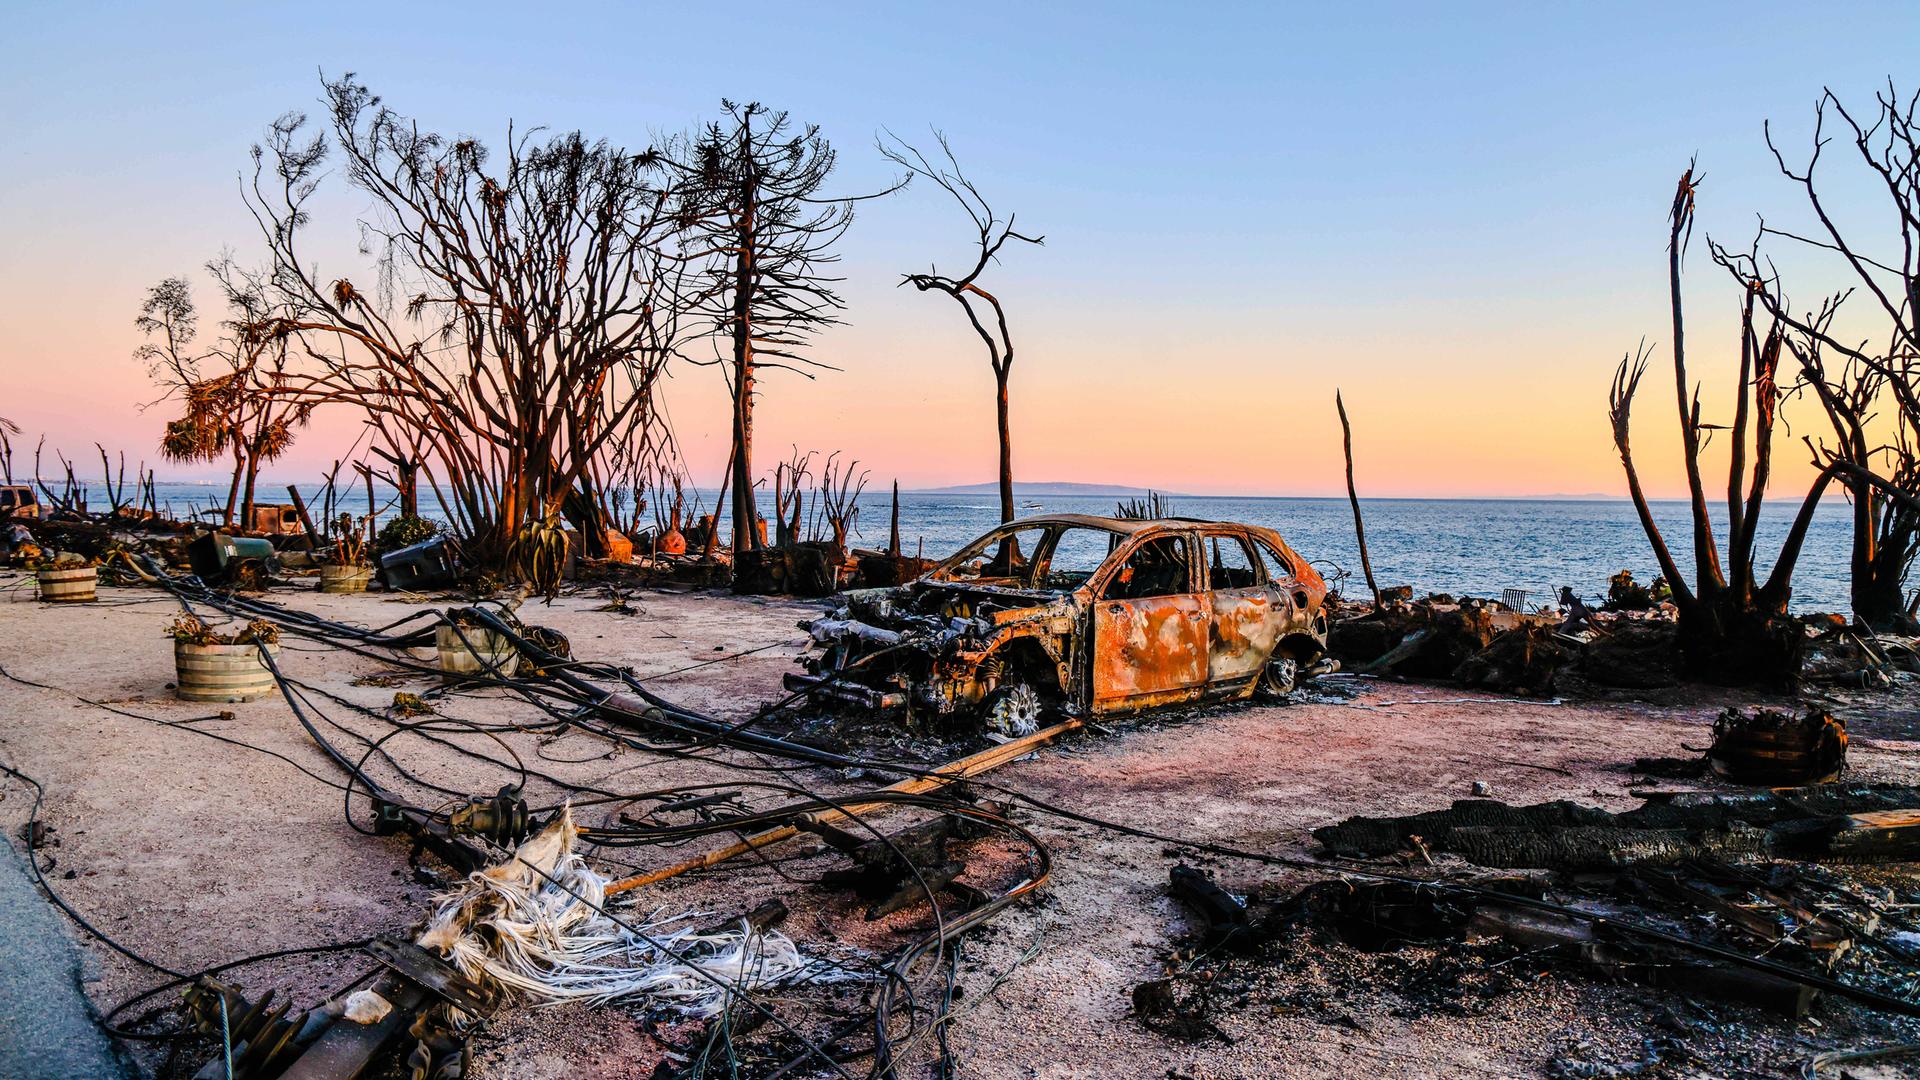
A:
[[606, 718, 1081, 895]]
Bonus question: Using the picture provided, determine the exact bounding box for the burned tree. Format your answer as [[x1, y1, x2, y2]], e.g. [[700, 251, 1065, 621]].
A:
[[0, 417, 17, 486], [771, 446, 815, 549], [238, 76, 685, 571], [1335, 390, 1382, 608], [1610, 166, 1837, 685], [1708, 85, 1920, 629], [137, 269, 310, 527], [813, 452, 867, 556], [674, 102, 879, 558], [882, 134, 1043, 525], [1767, 294, 1920, 631]]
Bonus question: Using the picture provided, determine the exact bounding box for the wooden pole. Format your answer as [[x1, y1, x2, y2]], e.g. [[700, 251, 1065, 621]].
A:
[[888, 480, 901, 558], [286, 485, 323, 550], [1337, 390, 1381, 607], [358, 465, 378, 540], [604, 718, 1081, 895]]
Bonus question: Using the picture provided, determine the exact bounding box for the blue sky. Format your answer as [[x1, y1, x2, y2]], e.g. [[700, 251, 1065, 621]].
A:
[[2, 2, 1915, 495]]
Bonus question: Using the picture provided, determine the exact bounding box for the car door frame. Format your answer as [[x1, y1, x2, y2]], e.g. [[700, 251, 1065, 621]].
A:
[[1200, 529, 1289, 688], [1087, 528, 1211, 714]]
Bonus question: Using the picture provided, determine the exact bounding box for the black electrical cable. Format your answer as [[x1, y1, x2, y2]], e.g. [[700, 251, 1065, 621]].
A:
[[0, 662, 355, 795], [144, 577, 912, 1074], [155, 568, 1920, 1069], [0, 760, 187, 979], [99, 939, 377, 1042]]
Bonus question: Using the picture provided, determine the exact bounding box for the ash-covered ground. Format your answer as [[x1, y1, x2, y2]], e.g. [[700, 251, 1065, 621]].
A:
[[2, 571, 1918, 1078]]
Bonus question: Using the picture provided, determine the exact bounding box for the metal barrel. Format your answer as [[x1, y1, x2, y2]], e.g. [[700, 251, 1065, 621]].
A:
[[37, 566, 97, 602], [175, 641, 281, 702], [435, 625, 521, 680], [318, 564, 372, 594]]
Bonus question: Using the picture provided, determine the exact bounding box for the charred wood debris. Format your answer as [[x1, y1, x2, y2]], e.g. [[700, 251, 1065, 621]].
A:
[[8, 500, 1920, 1079]]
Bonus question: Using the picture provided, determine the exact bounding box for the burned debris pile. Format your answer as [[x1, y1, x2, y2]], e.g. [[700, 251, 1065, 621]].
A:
[[1135, 779, 1920, 1071], [1325, 579, 1920, 696], [1314, 784, 1920, 869]]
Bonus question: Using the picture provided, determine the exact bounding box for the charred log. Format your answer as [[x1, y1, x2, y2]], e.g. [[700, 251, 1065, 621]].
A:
[[1317, 785, 1920, 869]]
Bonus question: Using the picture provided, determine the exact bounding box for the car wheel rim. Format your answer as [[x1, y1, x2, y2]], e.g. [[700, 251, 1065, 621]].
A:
[[1262, 656, 1299, 696], [986, 682, 1042, 738]]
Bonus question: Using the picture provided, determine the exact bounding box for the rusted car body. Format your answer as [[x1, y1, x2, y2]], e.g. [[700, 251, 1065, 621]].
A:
[[0, 485, 39, 519], [785, 515, 1332, 733]]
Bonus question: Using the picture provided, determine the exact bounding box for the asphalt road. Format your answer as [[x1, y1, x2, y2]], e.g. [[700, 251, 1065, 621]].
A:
[[0, 839, 133, 1079]]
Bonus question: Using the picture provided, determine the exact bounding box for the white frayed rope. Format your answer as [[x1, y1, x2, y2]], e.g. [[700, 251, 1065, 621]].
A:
[[416, 806, 842, 1016]]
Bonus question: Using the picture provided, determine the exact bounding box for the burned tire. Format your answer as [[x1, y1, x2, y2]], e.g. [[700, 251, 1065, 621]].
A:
[[1255, 655, 1299, 700], [983, 679, 1044, 738]]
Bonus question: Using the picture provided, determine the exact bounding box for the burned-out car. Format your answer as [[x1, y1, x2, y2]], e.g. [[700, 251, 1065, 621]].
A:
[[785, 515, 1333, 735]]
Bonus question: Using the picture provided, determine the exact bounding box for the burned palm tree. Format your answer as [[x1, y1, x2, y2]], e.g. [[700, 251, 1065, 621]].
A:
[[882, 133, 1043, 526], [1610, 166, 1837, 685], [771, 446, 815, 549], [138, 270, 310, 527], [1115, 491, 1174, 519]]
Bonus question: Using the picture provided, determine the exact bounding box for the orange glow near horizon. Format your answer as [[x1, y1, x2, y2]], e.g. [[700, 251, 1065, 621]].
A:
[[2, 307, 1827, 504]]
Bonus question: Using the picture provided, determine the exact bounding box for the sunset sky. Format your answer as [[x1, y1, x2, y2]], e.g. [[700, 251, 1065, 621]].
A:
[[2, 2, 1915, 498]]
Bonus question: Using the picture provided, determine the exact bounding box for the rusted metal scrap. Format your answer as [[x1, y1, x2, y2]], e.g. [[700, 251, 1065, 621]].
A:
[[188, 939, 497, 1080], [786, 515, 1332, 733], [810, 807, 1005, 920]]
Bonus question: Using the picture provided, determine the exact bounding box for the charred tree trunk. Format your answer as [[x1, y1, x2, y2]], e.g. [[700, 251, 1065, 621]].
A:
[[883, 136, 1040, 530], [1673, 597, 1803, 687], [996, 368, 1014, 525], [888, 480, 901, 558], [725, 122, 763, 558], [1854, 492, 1920, 630], [1609, 166, 1830, 688], [222, 440, 245, 528], [400, 460, 418, 518], [729, 324, 758, 556], [1336, 390, 1380, 607], [240, 446, 262, 530], [562, 486, 609, 558]]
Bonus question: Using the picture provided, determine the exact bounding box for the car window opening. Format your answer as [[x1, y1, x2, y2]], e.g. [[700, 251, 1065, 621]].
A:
[[935, 523, 1126, 590], [1208, 535, 1260, 590], [1102, 535, 1190, 601]]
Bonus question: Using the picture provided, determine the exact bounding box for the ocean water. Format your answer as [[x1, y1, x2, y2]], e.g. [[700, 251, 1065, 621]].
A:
[[126, 481, 1862, 612]]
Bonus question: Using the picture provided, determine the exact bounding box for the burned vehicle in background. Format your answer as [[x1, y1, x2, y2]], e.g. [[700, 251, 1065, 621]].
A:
[[785, 515, 1333, 735]]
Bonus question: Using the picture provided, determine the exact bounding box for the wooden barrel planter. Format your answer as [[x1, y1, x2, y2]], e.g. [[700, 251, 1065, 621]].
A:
[[175, 641, 281, 703], [319, 564, 372, 594], [37, 565, 97, 603], [436, 624, 521, 680], [1709, 707, 1848, 785]]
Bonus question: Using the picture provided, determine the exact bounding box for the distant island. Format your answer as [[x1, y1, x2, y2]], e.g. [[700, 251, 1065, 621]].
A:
[[907, 483, 1638, 500], [911, 481, 1186, 497]]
